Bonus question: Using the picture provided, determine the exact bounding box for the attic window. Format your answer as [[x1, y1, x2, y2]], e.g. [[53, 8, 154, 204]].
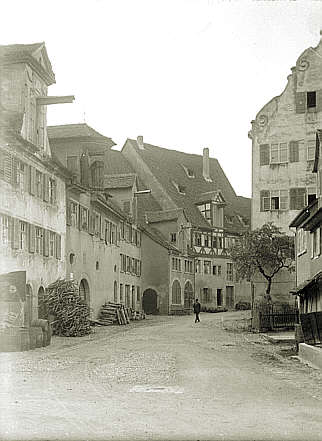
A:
[[182, 165, 195, 178], [172, 181, 186, 195], [225, 216, 233, 224]]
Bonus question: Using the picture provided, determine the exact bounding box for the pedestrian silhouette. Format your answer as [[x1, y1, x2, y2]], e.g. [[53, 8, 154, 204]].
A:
[[193, 299, 201, 323]]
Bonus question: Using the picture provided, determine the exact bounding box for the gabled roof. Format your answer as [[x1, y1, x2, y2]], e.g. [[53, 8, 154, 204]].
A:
[[140, 224, 179, 252], [105, 173, 136, 189], [47, 124, 116, 146], [145, 209, 184, 224], [0, 42, 55, 85], [124, 138, 250, 232], [105, 149, 135, 174]]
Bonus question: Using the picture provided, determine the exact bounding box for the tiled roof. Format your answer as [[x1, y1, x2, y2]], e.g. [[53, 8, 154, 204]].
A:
[[140, 224, 178, 251], [0, 42, 44, 57], [125, 139, 250, 233], [105, 149, 135, 174], [145, 209, 183, 224], [105, 173, 136, 189], [47, 124, 116, 145]]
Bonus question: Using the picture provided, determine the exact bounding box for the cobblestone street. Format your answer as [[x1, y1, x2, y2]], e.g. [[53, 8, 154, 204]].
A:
[[1, 311, 322, 441]]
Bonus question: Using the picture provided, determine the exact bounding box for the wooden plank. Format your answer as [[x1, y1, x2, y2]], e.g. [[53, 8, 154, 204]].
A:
[[36, 95, 75, 105]]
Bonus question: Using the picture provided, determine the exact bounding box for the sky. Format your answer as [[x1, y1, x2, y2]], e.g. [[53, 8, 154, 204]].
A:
[[1, 0, 322, 198]]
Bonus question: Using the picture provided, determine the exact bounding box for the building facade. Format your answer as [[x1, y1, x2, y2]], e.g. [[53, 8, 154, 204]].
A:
[[0, 43, 73, 330], [249, 34, 322, 302]]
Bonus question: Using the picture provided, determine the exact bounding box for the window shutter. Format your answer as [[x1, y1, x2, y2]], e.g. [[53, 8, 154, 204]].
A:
[[100, 216, 104, 240], [43, 230, 49, 257], [55, 234, 61, 259], [43, 175, 49, 202], [3, 152, 12, 183], [289, 141, 299, 163], [290, 188, 297, 210], [89, 210, 94, 235], [259, 144, 270, 165], [295, 92, 306, 114], [12, 157, 18, 186], [12, 218, 20, 249], [66, 201, 72, 226], [316, 90, 322, 113], [260, 190, 270, 211], [296, 188, 306, 209], [29, 224, 35, 253], [29, 166, 36, 195]]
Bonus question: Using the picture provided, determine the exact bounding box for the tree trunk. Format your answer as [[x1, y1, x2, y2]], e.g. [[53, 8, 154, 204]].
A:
[[265, 277, 272, 303]]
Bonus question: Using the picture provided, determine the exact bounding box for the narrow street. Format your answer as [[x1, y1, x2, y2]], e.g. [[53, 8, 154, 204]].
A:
[[1, 312, 322, 441]]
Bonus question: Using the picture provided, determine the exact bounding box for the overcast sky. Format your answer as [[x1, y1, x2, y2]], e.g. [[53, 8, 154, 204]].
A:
[[1, 0, 322, 197]]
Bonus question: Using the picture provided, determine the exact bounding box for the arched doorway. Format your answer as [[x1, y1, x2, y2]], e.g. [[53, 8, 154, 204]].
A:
[[79, 279, 90, 306], [38, 286, 47, 319], [184, 281, 194, 310], [142, 289, 158, 314]]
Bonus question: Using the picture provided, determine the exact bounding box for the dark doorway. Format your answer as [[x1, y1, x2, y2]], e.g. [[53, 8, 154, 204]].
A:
[[184, 281, 194, 310], [79, 279, 90, 306], [38, 286, 47, 319], [142, 289, 158, 314], [226, 286, 234, 309]]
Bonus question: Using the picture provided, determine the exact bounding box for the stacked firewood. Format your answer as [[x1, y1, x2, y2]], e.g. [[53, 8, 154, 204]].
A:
[[98, 302, 145, 326], [45, 279, 91, 337]]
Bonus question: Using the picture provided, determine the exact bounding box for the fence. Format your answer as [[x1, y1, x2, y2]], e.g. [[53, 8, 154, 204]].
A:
[[300, 312, 322, 345], [252, 303, 299, 331]]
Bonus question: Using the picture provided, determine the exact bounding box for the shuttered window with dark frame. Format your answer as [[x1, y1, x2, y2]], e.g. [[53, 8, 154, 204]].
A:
[[259, 144, 269, 165], [290, 188, 306, 210], [260, 190, 270, 211], [289, 141, 299, 163]]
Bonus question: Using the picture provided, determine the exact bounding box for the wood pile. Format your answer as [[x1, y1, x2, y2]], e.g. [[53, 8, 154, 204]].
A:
[[98, 302, 145, 326], [45, 279, 91, 337]]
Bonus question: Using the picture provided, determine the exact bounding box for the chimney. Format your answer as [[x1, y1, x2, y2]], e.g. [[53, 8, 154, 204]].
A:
[[137, 135, 144, 150], [203, 147, 211, 182]]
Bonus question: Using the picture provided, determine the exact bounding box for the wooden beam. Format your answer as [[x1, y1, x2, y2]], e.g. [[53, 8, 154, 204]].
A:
[[36, 95, 75, 105]]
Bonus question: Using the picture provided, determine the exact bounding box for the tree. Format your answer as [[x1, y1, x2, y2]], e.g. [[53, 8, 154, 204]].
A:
[[229, 223, 295, 301]]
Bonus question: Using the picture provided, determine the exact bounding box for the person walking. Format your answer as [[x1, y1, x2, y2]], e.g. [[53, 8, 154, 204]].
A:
[[193, 298, 201, 323]]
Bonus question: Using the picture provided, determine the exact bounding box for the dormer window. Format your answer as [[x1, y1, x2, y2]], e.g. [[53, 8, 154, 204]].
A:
[[172, 181, 186, 195], [182, 165, 195, 178], [198, 202, 212, 223]]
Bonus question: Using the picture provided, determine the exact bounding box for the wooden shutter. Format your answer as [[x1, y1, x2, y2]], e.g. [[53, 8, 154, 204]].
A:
[[55, 234, 61, 259], [259, 144, 270, 165], [295, 92, 306, 114], [290, 188, 306, 210], [12, 218, 20, 249], [29, 166, 36, 195], [66, 200, 72, 226], [3, 152, 12, 183], [29, 224, 35, 253], [43, 229, 49, 257], [12, 157, 18, 186], [260, 190, 270, 211], [316, 90, 322, 113], [289, 141, 299, 163], [43, 175, 49, 202]]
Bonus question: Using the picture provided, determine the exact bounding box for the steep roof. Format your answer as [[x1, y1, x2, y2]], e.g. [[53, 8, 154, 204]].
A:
[[105, 149, 135, 174], [124, 139, 250, 232], [105, 173, 136, 189], [47, 124, 116, 145], [145, 209, 184, 224]]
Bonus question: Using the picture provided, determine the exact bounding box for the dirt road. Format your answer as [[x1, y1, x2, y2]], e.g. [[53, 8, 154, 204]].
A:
[[1, 311, 322, 440]]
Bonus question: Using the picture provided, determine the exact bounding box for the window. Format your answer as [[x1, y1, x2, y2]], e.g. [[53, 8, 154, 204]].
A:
[[0, 215, 10, 246], [307, 187, 317, 205], [307, 140, 316, 161], [80, 207, 89, 231], [259, 144, 270, 166], [290, 188, 306, 210], [182, 165, 195, 178], [126, 256, 131, 273], [212, 265, 217, 275], [203, 288, 211, 302], [204, 234, 210, 247], [170, 232, 177, 243], [35, 227, 43, 254], [195, 260, 201, 273], [311, 228, 321, 258], [125, 285, 130, 307], [172, 280, 181, 304], [136, 286, 141, 302], [270, 143, 288, 164], [16, 161, 26, 190], [217, 289, 223, 306], [227, 263, 234, 281], [49, 178, 56, 204], [198, 203, 212, 224], [289, 141, 299, 163], [120, 254, 126, 272], [307, 91, 316, 109], [91, 161, 104, 188], [260, 190, 288, 211], [69, 201, 78, 228], [120, 284, 124, 303], [218, 265, 222, 276], [94, 212, 100, 236], [194, 232, 202, 246], [204, 260, 211, 275], [172, 181, 186, 194], [172, 257, 181, 271], [35, 170, 42, 198], [49, 231, 55, 257], [184, 260, 193, 273], [297, 229, 307, 255], [19, 221, 27, 250]]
